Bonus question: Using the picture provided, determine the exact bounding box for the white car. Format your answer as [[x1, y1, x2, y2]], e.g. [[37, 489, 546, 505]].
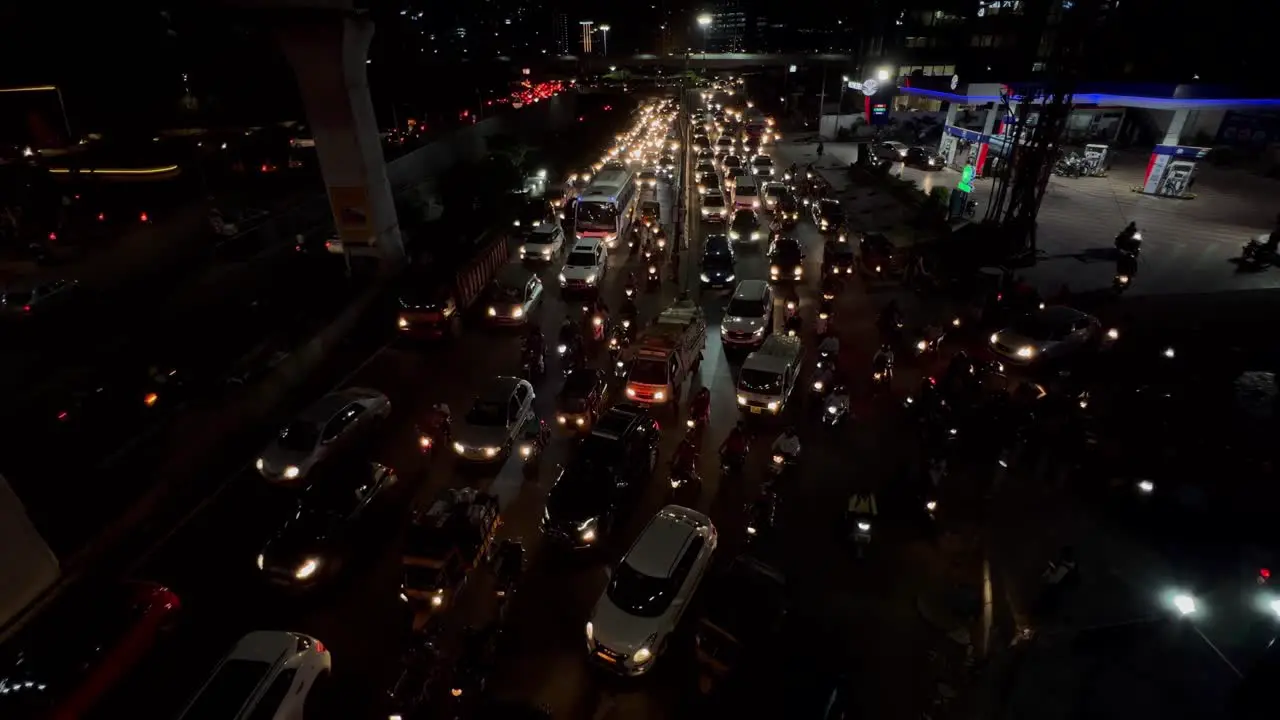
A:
[[521, 222, 565, 262], [256, 388, 390, 484], [720, 280, 774, 347], [178, 631, 332, 720], [872, 141, 909, 162], [559, 239, 607, 292], [989, 306, 1102, 364], [587, 505, 717, 675], [452, 376, 536, 461]]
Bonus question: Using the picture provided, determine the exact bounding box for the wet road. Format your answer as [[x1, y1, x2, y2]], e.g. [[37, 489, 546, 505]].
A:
[[115, 102, 959, 720]]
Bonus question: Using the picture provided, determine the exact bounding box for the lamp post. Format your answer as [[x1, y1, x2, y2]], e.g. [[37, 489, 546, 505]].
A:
[[837, 75, 849, 138], [599, 24, 610, 57], [696, 13, 712, 68]]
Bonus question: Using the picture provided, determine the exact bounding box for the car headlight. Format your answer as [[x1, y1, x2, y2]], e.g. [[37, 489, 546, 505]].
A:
[[857, 521, 872, 532], [753, 200, 760, 208], [737, 394, 747, 405], [751, 231, 761, 240], [256, 553, 264, 570], [453, 442, 466, 454], [725, 274, 735, 282], [700, 273, 711, 282], [653, 391, 665, 401], [767, 401, 778, 411], [543, 248, 552, 257], [626, 387, 636, 397], [430, 591, 444, 607], [752, 325, 765, 335], [770, 265, 779, 275], [586, 274, 598, 285], [283, 465, 300, 480], [729, 231, 739, 239], [632, 646, 653, 664], [558, 272, 567, 284], [1016, 346, 1036, 359], [488, 306, 497, 317], [586, 621, 595, 644], [989, 333, 999, 345], [483, 447, 499, 458], [398, 315, 409, 328], [255, 458, 265, 471], [794, 266, 802, 276], [295, 557, 319, 580], [701, 207, 709, 215]]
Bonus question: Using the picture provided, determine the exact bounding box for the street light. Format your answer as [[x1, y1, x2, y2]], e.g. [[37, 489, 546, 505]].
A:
[[837, 75, 849, 138], [599, 24, 610, 57], [1172, 593, 1197, 616], [697, 13, 712, 68], [876, 66, 891, 82]]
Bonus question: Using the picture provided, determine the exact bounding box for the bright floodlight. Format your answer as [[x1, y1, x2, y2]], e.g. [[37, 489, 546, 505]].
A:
[[876, 67, 891, 82], [599, 24, 611, 32], [1270, 598, 1280, 618], [1136, 479, 1155, 494], [1173, 593, 1198, 616], [697, 13, 713, 27]]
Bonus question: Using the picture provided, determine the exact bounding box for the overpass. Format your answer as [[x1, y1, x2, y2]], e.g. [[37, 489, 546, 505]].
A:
[[552, 53, 853, 73]]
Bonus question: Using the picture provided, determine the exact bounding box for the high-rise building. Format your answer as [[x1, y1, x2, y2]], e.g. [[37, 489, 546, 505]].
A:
[[705, 0, 747, 53], [554, 12, 571, 55]]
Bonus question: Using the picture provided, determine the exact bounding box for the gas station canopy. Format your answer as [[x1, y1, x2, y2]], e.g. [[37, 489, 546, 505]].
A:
[[898, 81, 1280, 111]]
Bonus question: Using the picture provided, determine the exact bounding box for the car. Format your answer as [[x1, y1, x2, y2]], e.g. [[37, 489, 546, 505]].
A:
[[700, 190, 728, 222], [989, 306, 1102, 365], [698, 172, 722, 196], [769, 236, 806, 282], [776, 193, 801, 227], [177, 630, 332, 720], [693, 135, 711, 150], [762, 181, 788, 211], [256, 388, 391, 484], [542, 404, 660, 548], [602, 159, 628, 171], [700, 236, 736, 289], [586, 505, 717, 675], [697, 148, 715, 163], [555, 368, 610, 432], [639, 200, 662, 230], [720, 280, 774, 348], [822, 239, 857, 277], [725, 166, 747, 189], [257, 462, 400, 587], [452, 376, 536, 461], [694, 162, 718, 183], [558, 238, 607, 293], [872, 140, 909, 162], [638, 169, 659, 188], [812, 198, 845, 231], [396, 279, 460, 340], [658, 155, 676, 175], [715, 136, 734, 152], [521, 222, 565, 262], [569, 168, 593, 191], [858, 232, 904, 280], [0, 581, 181, 718], [0, 279, 79, 317], [512, 197, 552, 234], [750, 155, 775, 178], [728, 208, 762, 243], [484, 263, 543, 325], [906, 146, 945, 169], [722, 154, 743, 172]]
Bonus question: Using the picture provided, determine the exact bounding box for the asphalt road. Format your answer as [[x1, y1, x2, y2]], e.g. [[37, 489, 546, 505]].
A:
[[99, 99, 981, 720]]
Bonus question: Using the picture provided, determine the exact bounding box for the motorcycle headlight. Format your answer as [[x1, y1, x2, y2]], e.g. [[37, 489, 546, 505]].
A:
[[770, 265, 779, 275], [649, 265, 657, 274], [827, 405, 838, 414], [294, 557, 319, 580], [283, 465, 300, 480], [487, 306, 497, 317], [857, 521, 872, 532], [772, 454, 784, 464], [700, 273, 710, 282], [1016, 346, 1036, 359], [812, 380, 824, 391], [917, 340, 928, 351]]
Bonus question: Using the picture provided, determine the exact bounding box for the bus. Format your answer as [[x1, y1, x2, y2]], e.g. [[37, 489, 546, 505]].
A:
[[574, 169, 637, 249]]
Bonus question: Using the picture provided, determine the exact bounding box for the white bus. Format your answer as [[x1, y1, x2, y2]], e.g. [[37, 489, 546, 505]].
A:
[[574, 169, 638, 249]]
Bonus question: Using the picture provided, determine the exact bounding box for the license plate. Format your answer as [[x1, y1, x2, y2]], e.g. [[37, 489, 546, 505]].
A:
[[596, 652, 617, 664], [749, 406, 762, 414]]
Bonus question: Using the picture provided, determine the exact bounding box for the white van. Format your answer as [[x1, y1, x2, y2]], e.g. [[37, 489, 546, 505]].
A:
[[732, 175, 760, 211], [736, 335, 803, 415]]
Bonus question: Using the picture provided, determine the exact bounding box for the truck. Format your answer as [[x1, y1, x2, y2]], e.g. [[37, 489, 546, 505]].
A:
[[0, 474, 61, 641], [401, 488, 501, 614], [735, 335, 803, 415], [623, 299, 708, 410]]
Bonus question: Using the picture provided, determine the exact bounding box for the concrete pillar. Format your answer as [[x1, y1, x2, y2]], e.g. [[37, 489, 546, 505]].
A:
[[277, 14, 404, 263], [1161, 108, 1190, 146], [939, 103, 959, 154], [982, 106, 998, 135]]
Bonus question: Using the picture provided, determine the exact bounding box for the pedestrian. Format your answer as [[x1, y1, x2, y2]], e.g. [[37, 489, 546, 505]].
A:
[[816, 140, 825, 158]]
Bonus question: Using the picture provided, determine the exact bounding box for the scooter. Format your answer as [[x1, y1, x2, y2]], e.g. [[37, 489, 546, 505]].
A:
[[871, 354, 895, 392], [646, 263, 661, 289], [767, 450, 797, 480], [520, 348, 545, 381], [816, 310, 831, 336], [1112, 273, 1131, 293], [745, 489, 778, 545], [822, 389, 850, 426], [850, 516, 873, 557]]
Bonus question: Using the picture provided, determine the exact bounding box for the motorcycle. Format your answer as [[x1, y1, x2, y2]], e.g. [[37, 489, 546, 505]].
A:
[[448, 626, 499, 713], [810, 362, 834, 399], [963, 199, 978, 219], [745, 489, 778, 545], [783, 298, 799, 321], [624, 283, 637, 299], [493, 539, 524, 621], [646, 263, 661, 289], [911, 324, 946, 357], [816, 310, 831, 336], [416, 413, 452, 458], [556, 340, 580, 376], [385, 622, 445, 720], [871, 353, 895, 392], [767, 450, 798, 480], [520, 348, 545, 381], [849, 515, 873, 557], [669, 464, 700, 491], [1112, 273, 1131, 293]]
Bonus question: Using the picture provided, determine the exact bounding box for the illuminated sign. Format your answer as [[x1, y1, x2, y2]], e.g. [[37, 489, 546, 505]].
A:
[[957, 165, 975, 193]]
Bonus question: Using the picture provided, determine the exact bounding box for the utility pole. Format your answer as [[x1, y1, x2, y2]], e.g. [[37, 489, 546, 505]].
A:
[[816, 64, 828, 139], [983, 0, 1101, 262]]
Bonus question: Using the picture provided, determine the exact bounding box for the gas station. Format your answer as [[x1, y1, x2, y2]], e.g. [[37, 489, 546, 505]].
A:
[[894, 80, 1280, 200]]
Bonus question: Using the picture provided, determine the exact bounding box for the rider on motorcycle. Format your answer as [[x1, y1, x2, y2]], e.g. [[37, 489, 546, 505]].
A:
[[1116, 250, 1138, 280], [772, 426, 802, 460], [876, 300, 904, 343], [625, 271, 639, 293], [1114, 221, 1140, 252], [559, 315, 577, 345], [670, 435, 700, 481], [690, 387, 711, 424], [818, 334, 840, 360], [784, 311, 803, 336], [872, 344, 895, 372], [719, 421, 750, 467], [824, 383, 851, 417], [423, 402, 451, 438]]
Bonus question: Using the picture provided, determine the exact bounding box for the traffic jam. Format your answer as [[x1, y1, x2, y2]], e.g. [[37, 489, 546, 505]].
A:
[[3, 76, 1275, 720]]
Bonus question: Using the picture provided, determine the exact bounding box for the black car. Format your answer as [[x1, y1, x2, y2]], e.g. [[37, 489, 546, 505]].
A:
[[821, 240, 856, 278], [257, 461, 399, 588], [700, 252, 737, 289], [513, 198, 552, 235], [812, 198, 845, 232], [777, 194, 801, 228], [396, 279, 460, 340], [728, 209, 762, 243], [541, 404, 659, 548], [768, 236, 806, 282], [703, 233, 735, 261], [555, 368, 610, 433], [905, 146, 944, 170]]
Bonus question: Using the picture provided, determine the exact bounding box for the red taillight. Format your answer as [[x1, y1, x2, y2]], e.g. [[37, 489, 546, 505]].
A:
[[140, 212, 150, 223], [48, 232, 56, 242], [260, 164, 269, 172], [22, 304, 31, 312], [97, 212, 105, 221], [56, 411, 69, 421], [928, 377, 937, 385], [1262, 568, 1271, 579], [324, 241, 333, 249], [996, 292, 1003, 302], [143, 392, 159, 407], [314, 640, 326, 654]]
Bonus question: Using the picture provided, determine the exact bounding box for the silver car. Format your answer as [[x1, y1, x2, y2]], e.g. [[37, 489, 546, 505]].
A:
[[872, 141, 909, 162], [256, 387, 391, 484], [452, 376, 536, 461], [989, 306, 1101, 364]]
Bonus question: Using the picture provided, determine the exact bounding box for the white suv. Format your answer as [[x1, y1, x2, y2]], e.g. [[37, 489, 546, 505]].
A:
[[559, 239, 607, 292], [586, 505, 717, 675], [179, 631, 332, 720]]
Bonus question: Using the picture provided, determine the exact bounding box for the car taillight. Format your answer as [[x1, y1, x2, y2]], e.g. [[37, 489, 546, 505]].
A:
[[144, 392, 159, 407], [48, 232, 57, 242], [314, 640, 325, 653], [97, 212, 105, 221], [140, 212, 150, 223], [22, 305, 31, 312], [57, 411, 69, 421]]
